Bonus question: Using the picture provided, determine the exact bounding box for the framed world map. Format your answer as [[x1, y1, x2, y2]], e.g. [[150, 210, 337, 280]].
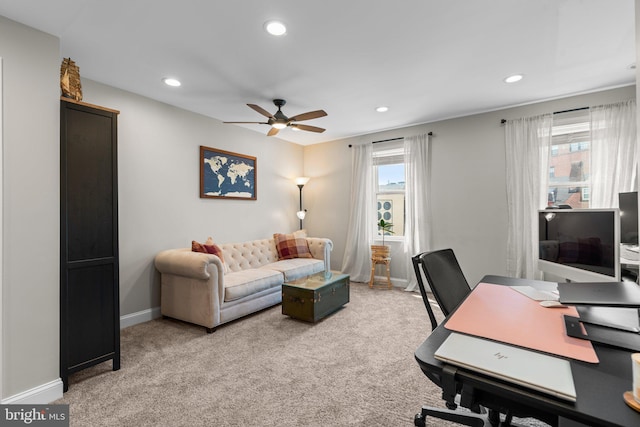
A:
[[200, 146, 257, 200]]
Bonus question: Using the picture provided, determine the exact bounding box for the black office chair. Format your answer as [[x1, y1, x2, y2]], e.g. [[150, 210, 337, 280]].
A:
[[411, 253, 439, 331], [418, 248, 472, 317], [414, 249, 543, 427], [412, 249, 495, 427]]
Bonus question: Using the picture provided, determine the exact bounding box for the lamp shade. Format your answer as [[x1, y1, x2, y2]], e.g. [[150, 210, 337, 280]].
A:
[[296, 210, 307, 220], [295, 177, 310, 186]]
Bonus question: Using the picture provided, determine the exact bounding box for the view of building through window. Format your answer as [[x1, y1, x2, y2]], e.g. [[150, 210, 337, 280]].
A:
[[374, 147, 405, 238], [548, 111, 590, 208]]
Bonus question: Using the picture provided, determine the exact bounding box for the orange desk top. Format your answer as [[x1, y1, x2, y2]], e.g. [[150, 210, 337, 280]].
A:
[[444, 282, 599, 364]]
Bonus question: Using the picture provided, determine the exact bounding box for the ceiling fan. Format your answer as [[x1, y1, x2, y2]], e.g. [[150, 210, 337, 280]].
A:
[[224, 99, 327, 136]]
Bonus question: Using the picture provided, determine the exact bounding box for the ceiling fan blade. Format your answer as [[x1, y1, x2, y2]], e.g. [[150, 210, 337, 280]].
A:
[[291, 124, 326, 133], [223, 121, 269, 124], [267, 127, 280, 136], [289, 110, 327, 122], [247, 104, 274, 119]]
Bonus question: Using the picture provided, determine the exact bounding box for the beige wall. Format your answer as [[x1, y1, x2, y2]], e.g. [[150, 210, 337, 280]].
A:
[[0, 16, 60, 399], [81, 80, 304, 317], [304, 86, 637, 287]]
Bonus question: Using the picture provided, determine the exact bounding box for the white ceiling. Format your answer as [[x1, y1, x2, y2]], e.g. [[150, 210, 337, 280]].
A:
[[0, 0, 635, 145]]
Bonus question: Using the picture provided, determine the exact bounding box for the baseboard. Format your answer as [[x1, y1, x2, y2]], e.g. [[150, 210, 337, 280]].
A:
[[371, 275, 408, 288], [392, 278, 409, 288], [120, 307, 162, 329], [1, 379, 63, 404], [0, 309, 160, 405]]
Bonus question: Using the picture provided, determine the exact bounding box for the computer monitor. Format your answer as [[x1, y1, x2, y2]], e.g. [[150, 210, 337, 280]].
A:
[[618, 191, 638, 245], [538, 209, 620, 282]]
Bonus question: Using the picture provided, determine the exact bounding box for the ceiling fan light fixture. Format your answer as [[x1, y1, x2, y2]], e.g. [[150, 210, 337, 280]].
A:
[[224, 99, 327, 136], [264, 20, 287, 36]]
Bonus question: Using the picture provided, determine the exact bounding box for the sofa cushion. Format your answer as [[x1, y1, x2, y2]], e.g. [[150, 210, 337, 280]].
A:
[[224, 268, 284, 302], [262, 258, 324, 281], [221, 239, 279, 272], [273, 233, 313, 260]]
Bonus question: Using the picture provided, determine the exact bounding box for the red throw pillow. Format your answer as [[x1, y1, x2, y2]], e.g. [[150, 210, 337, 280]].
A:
[[273, 233, 313, 260], [192, 239, 225, 263]]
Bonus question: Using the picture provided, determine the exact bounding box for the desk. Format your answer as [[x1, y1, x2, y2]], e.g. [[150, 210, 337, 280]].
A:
[[414, 275, 640, 427]]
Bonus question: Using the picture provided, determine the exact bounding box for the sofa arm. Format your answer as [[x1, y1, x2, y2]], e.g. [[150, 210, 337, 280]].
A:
[[307, 237, 333, 267], [154, 248, 225, 280]]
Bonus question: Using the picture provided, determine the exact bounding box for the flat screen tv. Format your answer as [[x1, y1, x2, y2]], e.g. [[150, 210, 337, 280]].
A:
[[618, 191, 638, 245], [538, 209, 620, 282]]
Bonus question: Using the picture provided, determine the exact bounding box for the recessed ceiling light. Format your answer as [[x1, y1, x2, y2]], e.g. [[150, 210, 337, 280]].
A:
[[504, 74, 524, 83], [264, 20, 287, 36], [162, 77, 181, 87], [376, 106, 389, 113]]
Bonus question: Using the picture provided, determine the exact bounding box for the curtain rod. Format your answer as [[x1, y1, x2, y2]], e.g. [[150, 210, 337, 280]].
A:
[[348, 132, 433, 147], [373, 137, 403, 144], [500, 106, 589, 124]]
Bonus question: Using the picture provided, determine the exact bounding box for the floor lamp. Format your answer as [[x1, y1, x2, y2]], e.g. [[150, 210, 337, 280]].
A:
[[295, 177, 310, 230]]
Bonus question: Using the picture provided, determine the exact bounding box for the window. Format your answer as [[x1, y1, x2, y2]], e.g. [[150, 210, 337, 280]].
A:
[[373, 143, 405, 238], [569, 141, 589, 151], [547, 110, 591, 208], [581, 187, 590, 202]]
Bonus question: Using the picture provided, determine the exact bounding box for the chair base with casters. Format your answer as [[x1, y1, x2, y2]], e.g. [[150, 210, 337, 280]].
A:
[[414, 406, 495, 427], [414, 364, 503, 427], [415, 408, 533, 427]]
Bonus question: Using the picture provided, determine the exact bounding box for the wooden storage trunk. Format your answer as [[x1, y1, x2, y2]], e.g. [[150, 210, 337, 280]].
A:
[[282, 272, 350, 322]]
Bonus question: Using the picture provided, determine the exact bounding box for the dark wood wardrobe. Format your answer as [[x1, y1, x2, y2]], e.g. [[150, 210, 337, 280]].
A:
[[60, 98, 120, 391]]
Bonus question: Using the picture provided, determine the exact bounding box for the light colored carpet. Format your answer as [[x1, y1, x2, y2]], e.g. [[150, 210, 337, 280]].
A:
[[56, 282, 550, 427]]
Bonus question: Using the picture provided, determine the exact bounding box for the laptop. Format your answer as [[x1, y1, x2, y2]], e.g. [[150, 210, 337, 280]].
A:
[[511, 285, 559, 301], [558, 281, 640, 307], [434, 333, 577, 402]]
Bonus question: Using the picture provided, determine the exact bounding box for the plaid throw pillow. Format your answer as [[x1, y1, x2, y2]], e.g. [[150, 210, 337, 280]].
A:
[[274, 233, 313, 260]]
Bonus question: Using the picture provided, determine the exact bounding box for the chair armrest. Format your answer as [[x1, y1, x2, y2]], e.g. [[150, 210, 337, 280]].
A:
[[154, 248, 225, 280]]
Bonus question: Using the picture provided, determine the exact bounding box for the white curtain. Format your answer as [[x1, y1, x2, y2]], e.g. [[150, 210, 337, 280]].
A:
[[589, 99, 637, 208], [341, 143, 376, 282], [505, 114, 553, 279], [403, 134, 431, 291]]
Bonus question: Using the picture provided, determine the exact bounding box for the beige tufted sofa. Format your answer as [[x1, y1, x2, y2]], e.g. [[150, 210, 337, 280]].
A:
[[154, 237, 332, 332]]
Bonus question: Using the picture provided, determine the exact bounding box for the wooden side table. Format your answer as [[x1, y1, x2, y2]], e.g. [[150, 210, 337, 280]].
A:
[[369, 245, 392, 289]]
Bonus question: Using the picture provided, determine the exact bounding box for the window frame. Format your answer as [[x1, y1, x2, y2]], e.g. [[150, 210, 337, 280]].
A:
[[547, 111, 591, 209], [373, 142, 405, 241]]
